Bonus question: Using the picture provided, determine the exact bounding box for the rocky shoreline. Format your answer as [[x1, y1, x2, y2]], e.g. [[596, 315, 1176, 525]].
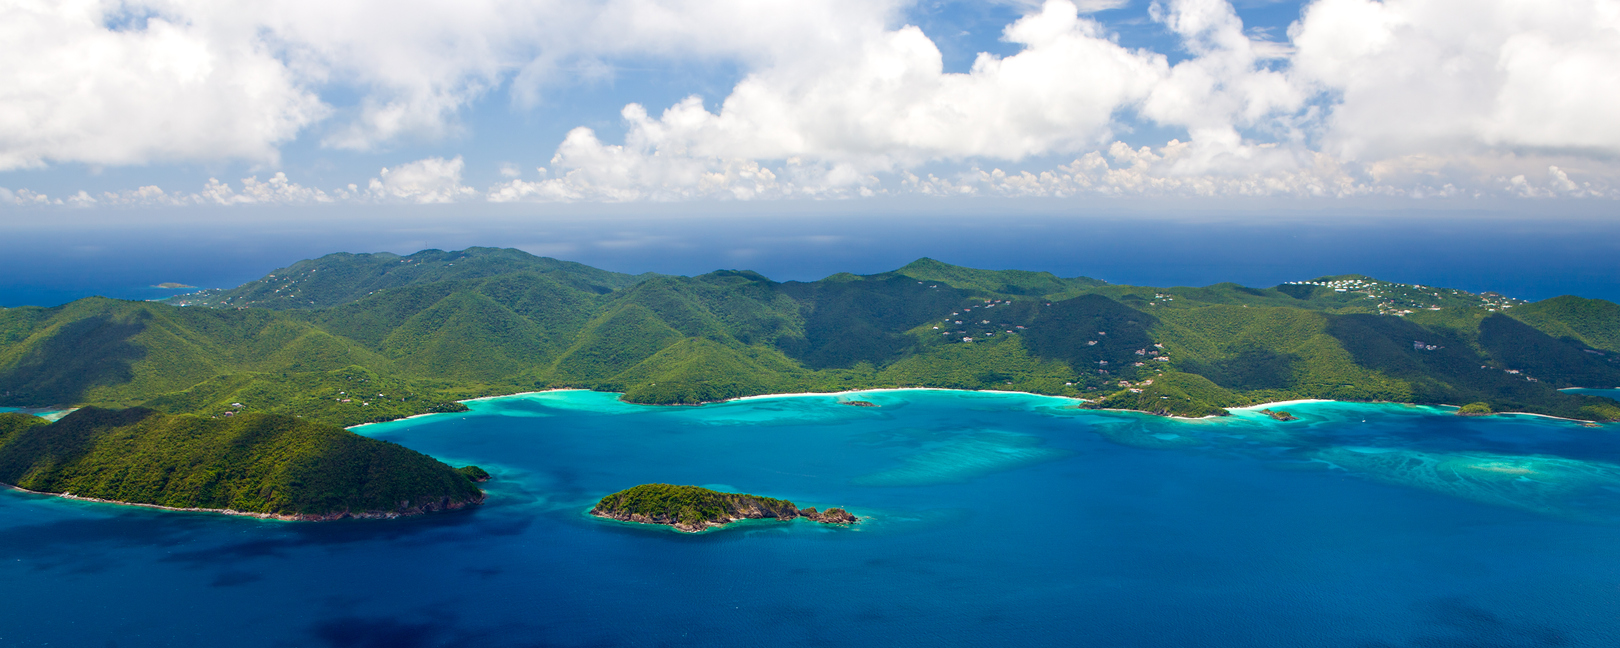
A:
[[590, 484, 858, 533]]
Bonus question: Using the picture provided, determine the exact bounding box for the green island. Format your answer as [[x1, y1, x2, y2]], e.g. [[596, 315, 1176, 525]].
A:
[[0, 407, 485, 520], [2, 247, 1619, 516], [591, 483, 857, 533]]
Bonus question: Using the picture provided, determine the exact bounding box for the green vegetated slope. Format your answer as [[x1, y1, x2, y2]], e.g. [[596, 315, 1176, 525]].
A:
[[2, 247, 1618, 422], [0, 408, 484, 518], [591, 483, 854, 533], [163, 247, 649, 309]]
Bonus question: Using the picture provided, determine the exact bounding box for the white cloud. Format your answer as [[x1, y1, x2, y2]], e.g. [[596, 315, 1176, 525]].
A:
[[1291, 0, 1620, 161], [0, 0, 907, 165], [503, 0, 1620, 200], [598, 1, 1166, 168], [1141, 0, 1304, 154], [0, 0, 326, 169], [4, 146, 1613, 207], [366, 156, 478, 203], [5, 0, 1620, 201]]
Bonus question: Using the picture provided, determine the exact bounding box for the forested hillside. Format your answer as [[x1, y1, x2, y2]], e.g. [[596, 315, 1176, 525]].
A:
[[0, 408, 484, 519], [0, 247, 1615, 423]]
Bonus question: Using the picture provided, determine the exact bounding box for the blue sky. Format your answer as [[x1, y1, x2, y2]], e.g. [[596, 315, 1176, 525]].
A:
[[4, 0, 1617, 208]]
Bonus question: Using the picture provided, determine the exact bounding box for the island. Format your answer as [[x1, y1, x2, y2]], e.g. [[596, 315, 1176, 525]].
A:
[[1259, 409, 1299, 421], [591, 484, 857, 533], [151, 282, 197, 289], [842, 400, 878, 407]]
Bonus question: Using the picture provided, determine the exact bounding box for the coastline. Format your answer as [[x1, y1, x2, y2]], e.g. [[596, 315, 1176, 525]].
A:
[[722, 386, 1068, 404], [3, 483, 292, 520], [1085, 407, 1225, 422], [348, 388, 592, 429], [1, 483, 483, 521], [460, 388, 590, 403], [337, 386, 1615, 432], [1229, 399, 1333, 411], [1495, 411, 1597, 423]]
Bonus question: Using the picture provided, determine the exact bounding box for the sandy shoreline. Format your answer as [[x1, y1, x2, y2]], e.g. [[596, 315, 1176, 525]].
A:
[[460, 388, 590, 403], [723, 386, 1071, 403], [1229, 399, 1334, 411], [1492, 411, 1595, 423]]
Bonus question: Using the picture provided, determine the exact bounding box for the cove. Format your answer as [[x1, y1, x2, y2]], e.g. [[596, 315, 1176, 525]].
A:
[[2, 389, 1619, 647]]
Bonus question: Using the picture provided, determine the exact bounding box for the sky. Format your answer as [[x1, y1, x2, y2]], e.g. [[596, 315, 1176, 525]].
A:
[[1, 0, 1617, 308], [2, 0, 1619, 206]]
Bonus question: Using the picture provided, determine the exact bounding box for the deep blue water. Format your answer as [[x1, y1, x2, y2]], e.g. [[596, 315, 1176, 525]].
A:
[[3, 390, 1620, 647]]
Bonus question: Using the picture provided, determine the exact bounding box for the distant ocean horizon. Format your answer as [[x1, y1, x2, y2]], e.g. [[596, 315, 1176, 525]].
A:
[[4, 204, 1620, 307]]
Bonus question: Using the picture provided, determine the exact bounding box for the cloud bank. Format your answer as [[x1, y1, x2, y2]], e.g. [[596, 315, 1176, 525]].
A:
[[2, 0, 1619, 202]]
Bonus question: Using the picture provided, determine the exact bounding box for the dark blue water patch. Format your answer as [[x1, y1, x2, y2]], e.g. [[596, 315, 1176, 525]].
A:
[[3, 391, 1620, 646]]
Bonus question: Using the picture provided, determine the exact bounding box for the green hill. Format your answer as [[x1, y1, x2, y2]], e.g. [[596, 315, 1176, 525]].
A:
[[163, 247, 649, 310], [590, 483, 856, 533], [0, 408, 484, 519], [1, 248, 1616, 423]]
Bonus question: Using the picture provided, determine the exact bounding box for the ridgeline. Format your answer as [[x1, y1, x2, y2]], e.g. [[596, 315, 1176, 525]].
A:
[[0, 247, 1615, 423]]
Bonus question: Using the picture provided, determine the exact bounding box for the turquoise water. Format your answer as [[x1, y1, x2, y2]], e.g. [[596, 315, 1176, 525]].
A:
[[0, 406, 71, 421], [4, 390, 1620, 646]]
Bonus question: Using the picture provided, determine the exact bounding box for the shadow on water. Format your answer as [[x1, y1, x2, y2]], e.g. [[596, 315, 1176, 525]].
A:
[[306, 611, 605, 648], [210, 569, 265, 587], [1356, 597, 1572, 648], [0, 499, 523, 572]]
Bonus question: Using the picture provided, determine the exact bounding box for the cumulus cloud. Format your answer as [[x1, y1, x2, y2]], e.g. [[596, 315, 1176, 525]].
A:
[[0, 0, 325, 169], [366, 156, 479, 203], [596, 1, 1166, 168], [5, 0, 1620, 200], [1291, 0, 1620, 160], [503, 0, 1620, 200], [0, 0, 906, 166], [0, 156, 487, 206]]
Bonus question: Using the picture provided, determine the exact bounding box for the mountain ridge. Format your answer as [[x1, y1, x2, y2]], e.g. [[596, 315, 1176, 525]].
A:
[[0, 247, 1612, 424]]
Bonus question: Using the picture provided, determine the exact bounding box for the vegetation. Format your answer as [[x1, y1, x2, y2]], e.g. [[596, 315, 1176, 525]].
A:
[[0, 407, 484, 518], [1457, 402, 1494, 416], [1, 247, 1616, 423], [591, 483, 855, 532]]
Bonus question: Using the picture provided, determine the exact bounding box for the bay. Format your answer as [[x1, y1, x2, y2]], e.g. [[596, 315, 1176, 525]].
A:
[[2, 390, 1619, 647]]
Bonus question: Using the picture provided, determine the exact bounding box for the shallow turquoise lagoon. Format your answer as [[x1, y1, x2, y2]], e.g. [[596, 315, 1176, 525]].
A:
[[4, 390, 1620, 647]]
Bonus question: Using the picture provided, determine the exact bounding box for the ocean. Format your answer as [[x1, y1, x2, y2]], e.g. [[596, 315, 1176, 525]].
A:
[[3, 389, 1618, 647]]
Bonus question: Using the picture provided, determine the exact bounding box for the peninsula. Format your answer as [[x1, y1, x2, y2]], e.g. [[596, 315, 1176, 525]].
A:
[[0, 408, 485, 520], [591, 484, 857, 533]]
